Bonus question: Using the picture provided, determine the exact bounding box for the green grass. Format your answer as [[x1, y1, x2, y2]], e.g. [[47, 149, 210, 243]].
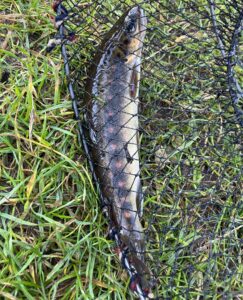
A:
[[0, 1, 129, 299], [0, 0, 242, 299]]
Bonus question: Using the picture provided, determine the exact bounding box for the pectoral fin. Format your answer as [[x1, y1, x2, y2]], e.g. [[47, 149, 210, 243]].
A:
[[136, 178, 144, 218], [130, 67, 138, 98], [124, 143, 133, 163]]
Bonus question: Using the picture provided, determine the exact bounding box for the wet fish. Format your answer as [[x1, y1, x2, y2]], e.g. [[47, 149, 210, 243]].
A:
[[85, 6, 151, 296]]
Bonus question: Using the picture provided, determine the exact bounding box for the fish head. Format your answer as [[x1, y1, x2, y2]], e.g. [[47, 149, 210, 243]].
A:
[[111, 6, 147, 63], [123, 6, 147, 45], [106, 6, 147, 98]]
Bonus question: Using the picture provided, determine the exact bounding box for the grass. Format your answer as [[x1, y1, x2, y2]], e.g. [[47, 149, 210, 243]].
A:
[[0, 0, 242, 299]]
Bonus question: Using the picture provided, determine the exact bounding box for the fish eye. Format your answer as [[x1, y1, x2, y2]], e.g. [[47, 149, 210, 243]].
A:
[[126, 15, 137, 33]]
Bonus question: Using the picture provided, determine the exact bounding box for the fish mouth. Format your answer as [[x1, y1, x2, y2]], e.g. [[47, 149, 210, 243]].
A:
[[125, 6, 147, 36]]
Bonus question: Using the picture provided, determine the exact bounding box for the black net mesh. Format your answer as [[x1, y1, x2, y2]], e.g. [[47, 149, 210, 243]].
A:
[[50, 1, 242, 299]]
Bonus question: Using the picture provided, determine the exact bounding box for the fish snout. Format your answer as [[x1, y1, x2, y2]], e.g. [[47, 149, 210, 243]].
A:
[[126, 6, 147, 35]]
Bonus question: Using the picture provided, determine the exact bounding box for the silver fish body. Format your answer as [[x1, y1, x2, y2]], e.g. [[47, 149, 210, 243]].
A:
[[85, 6, 151, 292]]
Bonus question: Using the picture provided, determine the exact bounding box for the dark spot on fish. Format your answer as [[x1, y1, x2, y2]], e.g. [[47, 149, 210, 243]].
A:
[[123, 38, 130, 45], [117, 52, 121, 58], [118, 188, 129, 199], [104, 185, 113, 196], [126, 14, 137, 33], [121, 47, 128, 56], [122, 200, 133, 211], [100, 150, 106, 158]]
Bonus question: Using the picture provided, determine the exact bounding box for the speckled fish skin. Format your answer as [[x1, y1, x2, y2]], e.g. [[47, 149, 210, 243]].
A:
[[85, 6, 150, 289]]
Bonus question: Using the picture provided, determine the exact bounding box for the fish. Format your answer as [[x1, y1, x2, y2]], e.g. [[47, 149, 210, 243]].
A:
[[85, 6, 152, 297]]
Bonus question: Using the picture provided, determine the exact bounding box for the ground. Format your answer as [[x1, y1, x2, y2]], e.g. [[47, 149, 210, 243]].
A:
[[0, 1, 242, 299]]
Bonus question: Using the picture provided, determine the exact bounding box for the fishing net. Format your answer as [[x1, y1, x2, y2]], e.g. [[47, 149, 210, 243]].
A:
[[49, 0, 242, 299]]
